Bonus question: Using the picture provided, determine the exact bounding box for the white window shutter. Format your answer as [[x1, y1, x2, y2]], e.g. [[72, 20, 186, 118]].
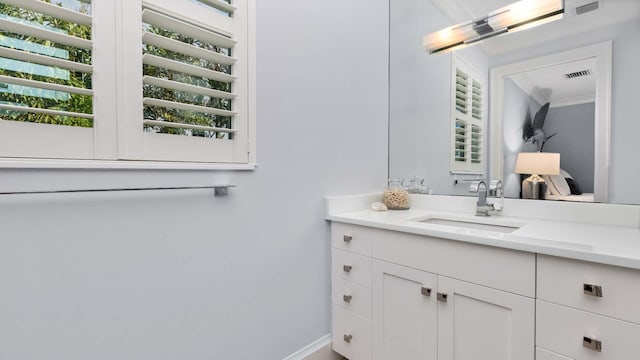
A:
[[450, 56, 484, 174], [119, 0, 251, 163], [0, 0, 97, 159]]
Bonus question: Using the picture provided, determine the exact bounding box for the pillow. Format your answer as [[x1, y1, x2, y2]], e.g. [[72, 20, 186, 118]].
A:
[[560, 168, 573, 179], [565, 178, 583, 195], [544, 174, 571, 196]]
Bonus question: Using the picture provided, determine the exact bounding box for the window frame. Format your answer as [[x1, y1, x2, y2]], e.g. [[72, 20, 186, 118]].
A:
[[449, 54, 485, 175], [0, 0, 257, 170]]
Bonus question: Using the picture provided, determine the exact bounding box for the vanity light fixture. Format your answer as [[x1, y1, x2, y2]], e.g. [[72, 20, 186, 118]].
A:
[[423, 0, 565, 54]]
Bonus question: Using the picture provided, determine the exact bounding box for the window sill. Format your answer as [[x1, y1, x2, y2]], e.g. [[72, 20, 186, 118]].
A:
[[0, 158, 257, 171]]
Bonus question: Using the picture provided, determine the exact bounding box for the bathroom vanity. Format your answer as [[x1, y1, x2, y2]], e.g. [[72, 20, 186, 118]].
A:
[[326, 194, 640, 360]]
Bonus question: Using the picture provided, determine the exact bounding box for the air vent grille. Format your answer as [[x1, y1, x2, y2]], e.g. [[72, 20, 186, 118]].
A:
[[565, 69, 592, 79], [576, 1, 600, 15]]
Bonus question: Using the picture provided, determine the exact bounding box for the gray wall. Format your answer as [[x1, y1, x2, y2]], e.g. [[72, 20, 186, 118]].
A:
[[0, 1, 390, 359], [544, 103, 596, 193], [389, 0, 489, 196], [490, 19, 640, 204], [501, 78, 542, 198]]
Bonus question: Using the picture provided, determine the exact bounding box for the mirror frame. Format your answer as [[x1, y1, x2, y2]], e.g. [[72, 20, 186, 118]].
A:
[[489, 41, 612, 203]]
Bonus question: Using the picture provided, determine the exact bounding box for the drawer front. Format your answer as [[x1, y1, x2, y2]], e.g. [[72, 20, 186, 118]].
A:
[[538, 255, 640, 324], [537, 300, 640, 359], [332, 305, 372, 360], [333, 248, 372, 287], [331, 223, 372, 256], [332, 276, 372, 320], [371, 229, 536, 297], [536, 348, 575, 360]]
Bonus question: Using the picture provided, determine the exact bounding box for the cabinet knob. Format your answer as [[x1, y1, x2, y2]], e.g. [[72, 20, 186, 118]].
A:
[[583, 336, 602, 352], [343, 334, 353, 343], [421, 287, 432, 297], [583, 284, 603, 298], [343, 235, 352, 243], [343, 294, 352, 303], [343, 265, 352, 273], [437, 292, 448, 302]]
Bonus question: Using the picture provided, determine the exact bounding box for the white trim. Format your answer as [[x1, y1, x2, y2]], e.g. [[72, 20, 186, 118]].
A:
[[141, 7, 235, 46], [142, 31, 237, 65], [196, 0, 237, 13], [142, 54, 236, 83], [550, 94, 596, 108], [0, 75, 94, 96], [143, 119, 236, 133], [0, 17, 93, 49], [489, 41, 612, 203], [1, 0, 92, 25], [0, 46, 93, 73], [247, 0, 257, 163], [282, 334, 332, 360], [0, 158, 256, 170], [143, 76, 236, 99], [0, 104, 93, 119], [143, 97, 237, 117]]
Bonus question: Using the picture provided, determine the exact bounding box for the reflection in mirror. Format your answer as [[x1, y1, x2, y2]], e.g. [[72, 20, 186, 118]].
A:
[[501, 56, 598, 203], [389, 0, 640, 204]]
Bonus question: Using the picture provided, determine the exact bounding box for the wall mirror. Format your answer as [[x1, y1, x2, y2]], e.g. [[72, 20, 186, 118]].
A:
[[389, 0, 640, 204]]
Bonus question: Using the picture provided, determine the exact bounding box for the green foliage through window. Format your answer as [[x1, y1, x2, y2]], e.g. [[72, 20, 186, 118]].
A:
[[0, 1, 93, 127]]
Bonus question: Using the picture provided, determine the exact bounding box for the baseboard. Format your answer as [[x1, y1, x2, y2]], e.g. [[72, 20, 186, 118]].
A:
[[282, 334, 340, 360]]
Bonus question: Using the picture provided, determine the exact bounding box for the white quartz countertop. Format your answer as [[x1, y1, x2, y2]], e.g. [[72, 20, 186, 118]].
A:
[[326, 197, 640, 270]]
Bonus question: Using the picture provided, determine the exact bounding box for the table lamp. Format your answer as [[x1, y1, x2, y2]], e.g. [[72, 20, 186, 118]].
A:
[[514, 152, 560, 199]]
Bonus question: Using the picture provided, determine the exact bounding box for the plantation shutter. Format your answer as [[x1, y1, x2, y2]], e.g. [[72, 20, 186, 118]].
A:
[[121, 0, 249, 163], [0, 0, 98, 159], [450, 56, 484, 174]]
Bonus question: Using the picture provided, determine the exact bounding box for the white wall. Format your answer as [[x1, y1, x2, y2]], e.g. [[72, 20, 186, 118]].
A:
[[490, 19, 640, 204], [501, 78, 542, 198], [544, 103, 596, 193], [0, 1, 390, 359], [389, 0, 489, 196]]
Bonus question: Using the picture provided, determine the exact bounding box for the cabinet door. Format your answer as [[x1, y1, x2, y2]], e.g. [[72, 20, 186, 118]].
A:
[[372, 260, 437, 360], [437, 276, 535, 360]]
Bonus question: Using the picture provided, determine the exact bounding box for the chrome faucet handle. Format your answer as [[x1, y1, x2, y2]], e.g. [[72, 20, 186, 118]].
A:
[[469, 180, 486, 193], [487, 180, 504, 212]]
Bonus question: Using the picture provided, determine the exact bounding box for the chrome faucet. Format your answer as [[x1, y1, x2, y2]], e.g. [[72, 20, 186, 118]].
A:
[[470, 180, 504, 216]]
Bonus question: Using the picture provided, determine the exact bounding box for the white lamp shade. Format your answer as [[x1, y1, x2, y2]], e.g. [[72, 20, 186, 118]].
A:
[[514, 152, 560, 175]]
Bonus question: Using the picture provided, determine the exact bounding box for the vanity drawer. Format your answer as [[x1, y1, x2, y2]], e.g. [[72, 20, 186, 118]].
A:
[[372, 229, 536, 297], [538, 255, 640, 324], [333, 248, 372, 288], [536, 348, 574, 360], [332, 223, 372, 256], [332, 305, 372, 360], [332, 276, 372, 320], [537, 300, 640, 359]]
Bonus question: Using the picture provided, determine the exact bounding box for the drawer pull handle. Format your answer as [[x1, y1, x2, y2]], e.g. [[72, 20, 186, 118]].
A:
[[343, 235, 353, 243], [583, 337, 602, 352], [343, 265, 352, 273], [343, 294, 352, 303], [343, 334, 353, 343], [437, 292, 448, 302], [421, 287, 432, 297], [583, 284, 603, 298]]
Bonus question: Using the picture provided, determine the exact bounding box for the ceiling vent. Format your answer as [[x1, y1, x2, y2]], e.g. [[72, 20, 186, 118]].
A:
[[565, 69, 592, 79], [575, 1, 600, 15]]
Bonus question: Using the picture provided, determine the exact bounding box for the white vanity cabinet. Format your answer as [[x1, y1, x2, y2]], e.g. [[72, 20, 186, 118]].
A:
[[331, 222, 536, 360], [437, 276, 534, 360], [372, 260, 437, 360], [536, 255, 640, 359]]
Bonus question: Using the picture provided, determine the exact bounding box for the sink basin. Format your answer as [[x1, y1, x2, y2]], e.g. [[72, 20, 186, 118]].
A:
[[418, 218, 521, 234]]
